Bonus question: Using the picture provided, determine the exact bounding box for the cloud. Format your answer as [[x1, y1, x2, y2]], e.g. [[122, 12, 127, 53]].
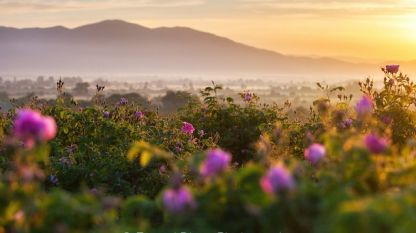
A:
[[0, 0, 204, 13], [237, 0, 416, 17]]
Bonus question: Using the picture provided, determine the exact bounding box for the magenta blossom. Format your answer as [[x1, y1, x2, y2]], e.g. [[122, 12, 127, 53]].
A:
[[385, 65, 400, 74], [159, 164, 167, 174], [381, 116, 392, 125], [304, 143, 326, 165], [344, 118, 353, 128], [260, 164, 295, 194], [13, 109, 57, 148], [163, 186, 196, 214], [365, 134, 389, 154], [244, 92, 253, 102], [200, 149, 231, 177], [135, 110, 144, 120], [103, 111, 110, 118], [181, 122, 195, 135], [355, 95, 374, 116]]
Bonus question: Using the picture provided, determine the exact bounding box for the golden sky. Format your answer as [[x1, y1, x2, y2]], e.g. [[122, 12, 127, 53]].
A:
[[1, 0, 415, 62]]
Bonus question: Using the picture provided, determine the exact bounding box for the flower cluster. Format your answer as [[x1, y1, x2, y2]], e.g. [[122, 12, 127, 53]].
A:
[[181, 122, 195, 135]]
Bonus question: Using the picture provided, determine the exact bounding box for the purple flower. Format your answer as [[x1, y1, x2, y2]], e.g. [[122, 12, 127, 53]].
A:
[[355, 95, 374, 116], [117, 97, 128, 106], [260, 164, 295, 194], [49, 175, 58, 186], [200, 149, 231, 177], [163, 186, 196, 214], [381, 116, 392, 125], [13, 109, 57, 148], [385, 65, 400, 74], [244, 92, 253, 102], [344, 118, 353, 128], [103, 111, 110, 118], [135, 110, 144, 120], [365, 134, 389, 154], [304, 143, 326, 165], [181, 122, 195, 135], [159, 164, 167, 174]]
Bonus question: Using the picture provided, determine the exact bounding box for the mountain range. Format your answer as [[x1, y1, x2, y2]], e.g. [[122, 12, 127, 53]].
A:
[[0, 20, 413, 77]]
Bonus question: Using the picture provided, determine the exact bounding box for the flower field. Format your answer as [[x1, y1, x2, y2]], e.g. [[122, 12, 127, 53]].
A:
[[2, 66, 416, 233]]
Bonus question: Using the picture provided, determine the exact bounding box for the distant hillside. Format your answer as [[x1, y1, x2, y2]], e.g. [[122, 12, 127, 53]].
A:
[[0, 20, 390, 76]]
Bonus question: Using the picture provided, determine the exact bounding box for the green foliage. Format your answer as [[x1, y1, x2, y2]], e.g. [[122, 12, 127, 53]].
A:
[[2, 69, 416, 232]]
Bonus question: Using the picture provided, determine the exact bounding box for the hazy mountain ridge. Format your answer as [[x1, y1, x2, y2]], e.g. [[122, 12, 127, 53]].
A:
[[0, 19, 407, 76]]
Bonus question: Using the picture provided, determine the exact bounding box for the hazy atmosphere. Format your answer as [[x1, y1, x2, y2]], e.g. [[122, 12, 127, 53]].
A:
[[1, 0, 416, 62]]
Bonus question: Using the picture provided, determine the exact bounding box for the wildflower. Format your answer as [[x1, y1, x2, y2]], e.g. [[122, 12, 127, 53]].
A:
[[163, 186, 196, 214], [135, 110, 144, 120], [117, 97, 128, 106], [304, 143, 326, 165], [103, 111, 110, 118], [13, 109, 57, 148], [260, 164, 295, 194], [344, 118, 353, 128], [159, 164, 167, 174], [385, 65, 400, 74], [244, 92, 253, 102], [181, 122, 195, 135], [49, 175, 58, 186], [198, 130, 205, 137], [381, 116, 392, 125], [200, 149, 231, 177], [365, 134, 389, 154], [355, 95, 374, 116]]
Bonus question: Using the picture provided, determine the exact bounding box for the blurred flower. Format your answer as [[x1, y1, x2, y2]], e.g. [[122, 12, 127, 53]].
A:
[[388, 78, 395, 86], [260, 164, 295, 194], [49, 175, 58, 186], [117, 97, 128, 106], [198, 129, 205, 137], [181, 122, 195, 135], [59, 156, 73, 167], [159, 164, 167, 174], [135, 110, 144, 120], [381, 116, 392, 125], [163, 186, 196, 214], [13, 109, 57, 148], [386, 65, 400, 74], [42, 116, 57, 141], [365, 134, 389, 154], [200, 149, 231, 177], [103, 111, 110, 118], [14, 210, 24, 221], [175, 146, 183, 153], [355, 95, 374, 116], [344, 118, 353, 128], [244, 92, 253, 102], [65, 144, 78, 154], [304, 143, 326, 165], [339, 118, 353, 129]]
